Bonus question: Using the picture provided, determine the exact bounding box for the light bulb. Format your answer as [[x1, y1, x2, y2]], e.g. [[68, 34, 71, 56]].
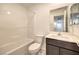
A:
[[7, 11, 11, 14]]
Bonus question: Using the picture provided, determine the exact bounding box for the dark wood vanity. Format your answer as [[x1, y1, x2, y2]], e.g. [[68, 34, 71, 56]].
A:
[[47, 3, 79, 55], [46, 38, 79, 55]]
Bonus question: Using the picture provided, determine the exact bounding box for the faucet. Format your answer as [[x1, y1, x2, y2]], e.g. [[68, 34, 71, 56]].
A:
[[58, 32, 61, 36]]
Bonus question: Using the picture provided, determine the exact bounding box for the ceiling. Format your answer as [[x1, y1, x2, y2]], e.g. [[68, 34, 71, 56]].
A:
[[21, 3, 71, 7]]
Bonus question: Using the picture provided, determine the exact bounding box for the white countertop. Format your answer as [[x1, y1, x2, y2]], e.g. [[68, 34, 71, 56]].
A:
[[46, 32, 79, 44]]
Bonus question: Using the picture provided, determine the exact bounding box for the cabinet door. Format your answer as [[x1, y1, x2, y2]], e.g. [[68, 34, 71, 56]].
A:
[[46, 45, 59, 55], [60, 48, 79, 55]]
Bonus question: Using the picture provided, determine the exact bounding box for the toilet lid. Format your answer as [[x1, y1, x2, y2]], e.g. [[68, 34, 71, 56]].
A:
[[29, 43, 40, 51]]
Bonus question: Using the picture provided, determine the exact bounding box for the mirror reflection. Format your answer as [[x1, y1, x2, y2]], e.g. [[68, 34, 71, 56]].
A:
[[50, 7, 67, 32], [70, 3, 79, 25], [54, 15, 64, 32]]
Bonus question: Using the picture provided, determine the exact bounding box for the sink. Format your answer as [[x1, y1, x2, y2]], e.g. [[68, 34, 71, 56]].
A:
[[46, 32, 79, 43]]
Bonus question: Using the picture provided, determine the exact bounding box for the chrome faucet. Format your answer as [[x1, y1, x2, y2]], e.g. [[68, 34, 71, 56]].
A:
[[58, 32, 61, 36]]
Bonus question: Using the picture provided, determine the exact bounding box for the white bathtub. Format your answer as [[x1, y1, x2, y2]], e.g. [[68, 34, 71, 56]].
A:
[[0, 39, 34, 55]]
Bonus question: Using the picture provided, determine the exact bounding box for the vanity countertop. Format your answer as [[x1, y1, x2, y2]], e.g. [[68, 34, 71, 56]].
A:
[[46, 32, 79, 44]]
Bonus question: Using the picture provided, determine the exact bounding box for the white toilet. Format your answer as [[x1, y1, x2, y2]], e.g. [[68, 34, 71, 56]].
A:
[[28, 35, 45, 55]]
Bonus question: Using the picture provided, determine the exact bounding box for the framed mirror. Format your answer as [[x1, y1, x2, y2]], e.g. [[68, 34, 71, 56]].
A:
[[70, 3, 79, 25], [50, 6, 68, 32]]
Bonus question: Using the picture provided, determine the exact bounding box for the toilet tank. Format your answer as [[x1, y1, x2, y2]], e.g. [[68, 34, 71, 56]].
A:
[[34, 34, 46, 51]]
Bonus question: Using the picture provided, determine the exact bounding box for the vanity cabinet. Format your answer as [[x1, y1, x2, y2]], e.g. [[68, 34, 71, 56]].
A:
[[46, 38, 79, 55], [60, 48, 79, 55], [47, 44, 59, 55]]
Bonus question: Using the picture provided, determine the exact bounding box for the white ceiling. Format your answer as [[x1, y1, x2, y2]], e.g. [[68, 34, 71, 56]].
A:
[[20, 3, 41, 7], [21, 3, 71, 7], [20, 3, 71, 12]]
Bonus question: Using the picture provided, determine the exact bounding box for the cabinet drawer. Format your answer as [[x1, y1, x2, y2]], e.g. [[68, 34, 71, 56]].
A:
[[46, 38, 79, 52]]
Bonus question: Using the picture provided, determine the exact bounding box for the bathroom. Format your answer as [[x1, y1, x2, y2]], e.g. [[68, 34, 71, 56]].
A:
[[0, 3, 79, 55]]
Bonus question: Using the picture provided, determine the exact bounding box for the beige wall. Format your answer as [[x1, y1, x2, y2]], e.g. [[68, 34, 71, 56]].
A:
[[0, 4, 33, 46], [26, 10, 35, 39]]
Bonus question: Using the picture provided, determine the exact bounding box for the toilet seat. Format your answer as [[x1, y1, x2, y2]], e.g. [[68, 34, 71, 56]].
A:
[[28, 43, 41, 54]]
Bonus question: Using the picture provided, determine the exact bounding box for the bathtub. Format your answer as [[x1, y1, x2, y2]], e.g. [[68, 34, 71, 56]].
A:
[[0, 39, 34, 55]]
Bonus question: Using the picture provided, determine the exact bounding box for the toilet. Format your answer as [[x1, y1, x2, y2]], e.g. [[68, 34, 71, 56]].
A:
[[28, 35, 45, 55], [28, 43, 41, 54]]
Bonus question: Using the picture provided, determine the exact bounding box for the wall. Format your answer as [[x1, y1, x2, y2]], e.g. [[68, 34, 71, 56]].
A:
[[28, 4, 70, 35], [0, 4, 31, 46], [26, 10, 35, 39]]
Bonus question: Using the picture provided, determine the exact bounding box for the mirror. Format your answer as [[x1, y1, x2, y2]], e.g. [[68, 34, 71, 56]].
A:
[[70, 3, 79, 25], [54, 15, 64, 32], [50, 7, 67, 32], [68, 3, 79, 36]]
